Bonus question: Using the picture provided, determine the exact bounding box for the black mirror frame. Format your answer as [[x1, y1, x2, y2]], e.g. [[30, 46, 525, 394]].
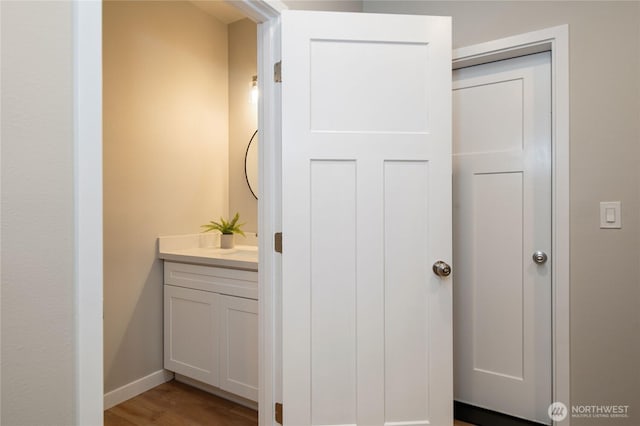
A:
[[244, 129, 258, 200]]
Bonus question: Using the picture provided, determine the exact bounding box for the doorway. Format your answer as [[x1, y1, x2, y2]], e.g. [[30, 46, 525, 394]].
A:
[[453, 52, 552, 425], [451, 26, 570, 426], [100, 0, 269, 421]]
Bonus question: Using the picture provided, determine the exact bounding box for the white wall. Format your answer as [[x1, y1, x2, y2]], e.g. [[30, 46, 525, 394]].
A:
[[1, 1, 76, 424], [228, 19, 258, 233], [364, 2, 640, 424], [103, 0, 229, 393]]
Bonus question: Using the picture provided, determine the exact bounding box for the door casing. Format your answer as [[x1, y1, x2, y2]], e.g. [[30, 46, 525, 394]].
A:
[[73, 1, 287, 424], [74, 0, 569, 422], [453, 26, 570, 426]]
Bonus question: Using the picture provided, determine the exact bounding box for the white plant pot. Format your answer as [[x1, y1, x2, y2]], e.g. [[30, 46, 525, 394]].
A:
[[220, 234, 235, 249]]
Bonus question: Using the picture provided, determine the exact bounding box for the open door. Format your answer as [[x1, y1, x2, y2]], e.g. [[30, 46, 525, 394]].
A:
[[280, 10, 452, 425]]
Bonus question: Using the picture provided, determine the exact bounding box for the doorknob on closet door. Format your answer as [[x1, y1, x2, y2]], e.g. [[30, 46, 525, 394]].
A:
[[532, 251, 548, 264], [432, 261, 452, 277]]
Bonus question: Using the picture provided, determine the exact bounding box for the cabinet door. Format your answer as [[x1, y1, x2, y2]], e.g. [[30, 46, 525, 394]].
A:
[[164, 285, 218, 386], [218, 294, 258, 401]]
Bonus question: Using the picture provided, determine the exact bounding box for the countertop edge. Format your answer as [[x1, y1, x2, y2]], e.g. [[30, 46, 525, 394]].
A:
[[159, 251, 258, 272]]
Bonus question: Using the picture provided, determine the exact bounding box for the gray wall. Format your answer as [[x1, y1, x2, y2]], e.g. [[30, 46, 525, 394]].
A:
[[364, 1, 640, 424], [1, 1, 76, 424], [283, 0, 362, 12]]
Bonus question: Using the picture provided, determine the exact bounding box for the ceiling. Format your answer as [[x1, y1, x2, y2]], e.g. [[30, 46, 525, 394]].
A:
[[188, 1, 247, 24]]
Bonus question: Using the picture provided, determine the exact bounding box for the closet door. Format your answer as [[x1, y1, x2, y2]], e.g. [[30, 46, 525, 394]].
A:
[[453, 52, 552, 424]]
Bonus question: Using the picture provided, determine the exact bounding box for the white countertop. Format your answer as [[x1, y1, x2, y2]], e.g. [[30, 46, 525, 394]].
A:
[[158, 234, 258, 271]]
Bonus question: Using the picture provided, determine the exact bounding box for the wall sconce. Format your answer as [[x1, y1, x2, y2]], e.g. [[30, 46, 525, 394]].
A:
[[250, 75, 258, 104]]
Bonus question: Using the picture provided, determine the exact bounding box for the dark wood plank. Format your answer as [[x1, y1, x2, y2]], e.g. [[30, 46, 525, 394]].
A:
[[104, 380, 258, 426]]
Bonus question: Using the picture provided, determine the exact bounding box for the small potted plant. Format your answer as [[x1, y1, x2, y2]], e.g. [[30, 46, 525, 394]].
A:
[[201, 212, 246, 249]]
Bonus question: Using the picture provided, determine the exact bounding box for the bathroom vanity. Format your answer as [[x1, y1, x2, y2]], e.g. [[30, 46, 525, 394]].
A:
[[158, 234, 258, 406]]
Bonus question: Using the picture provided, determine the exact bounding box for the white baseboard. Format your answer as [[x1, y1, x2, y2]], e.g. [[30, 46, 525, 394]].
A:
[[104, 369, 175, 410], [174, 374, 258, 411]]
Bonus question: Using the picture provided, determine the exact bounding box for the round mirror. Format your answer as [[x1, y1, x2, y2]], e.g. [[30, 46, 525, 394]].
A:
[[244, 129, 258, 199]]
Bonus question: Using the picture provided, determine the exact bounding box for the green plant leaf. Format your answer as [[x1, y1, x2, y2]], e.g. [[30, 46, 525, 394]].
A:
[[201, 212, 246, 236]]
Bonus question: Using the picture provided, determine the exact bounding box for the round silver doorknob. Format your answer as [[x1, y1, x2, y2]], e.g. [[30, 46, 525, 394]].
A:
[[433, 261, 452, 277], [532, 251, 548, 264]]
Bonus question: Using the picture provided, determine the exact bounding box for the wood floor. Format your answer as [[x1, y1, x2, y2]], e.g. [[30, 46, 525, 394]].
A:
[[104, 380, 258, 426], [105, 380, 475, 426]]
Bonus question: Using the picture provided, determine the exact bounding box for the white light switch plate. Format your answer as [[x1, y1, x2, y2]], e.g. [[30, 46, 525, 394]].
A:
[[600, 201, 621, 229]]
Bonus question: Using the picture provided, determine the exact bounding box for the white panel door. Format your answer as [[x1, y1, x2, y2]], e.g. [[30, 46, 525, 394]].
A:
[[281, 11, 452, 426], [453, 52, 551, 424]]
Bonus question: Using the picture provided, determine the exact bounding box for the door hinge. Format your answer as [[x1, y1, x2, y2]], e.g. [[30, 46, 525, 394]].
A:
[[275, 402, 283, 424], [274, 61, 282, 83], [274, 232, 283, 253]]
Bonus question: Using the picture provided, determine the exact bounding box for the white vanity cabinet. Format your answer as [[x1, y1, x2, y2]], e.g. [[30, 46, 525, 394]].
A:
[[218, 294, 258, 401], [164, 285, 219, 386], [163, 260, 258, 402]]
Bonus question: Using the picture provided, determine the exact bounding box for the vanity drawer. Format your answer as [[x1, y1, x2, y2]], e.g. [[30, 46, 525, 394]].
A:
[[164, 261, 258, 300]]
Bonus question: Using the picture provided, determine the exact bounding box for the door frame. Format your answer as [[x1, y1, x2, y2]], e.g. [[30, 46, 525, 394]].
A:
[[238, 2, 287, 425], [453, 25, 570, 426], [73, 0, 286, 424]]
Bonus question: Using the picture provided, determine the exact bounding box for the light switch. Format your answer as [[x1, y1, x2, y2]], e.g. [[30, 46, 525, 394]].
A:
[[600, 201, 621, 229], [605, 207, 616, 223]]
